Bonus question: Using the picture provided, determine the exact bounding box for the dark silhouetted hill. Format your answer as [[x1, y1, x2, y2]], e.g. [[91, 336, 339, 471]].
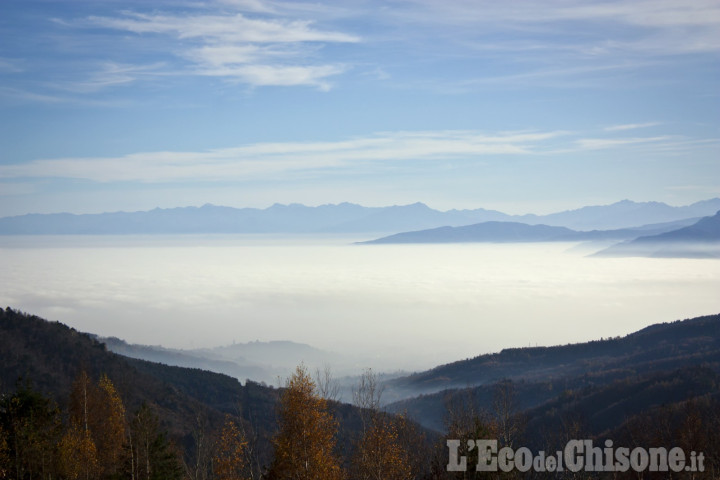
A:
[[385, 314, 720, 433]]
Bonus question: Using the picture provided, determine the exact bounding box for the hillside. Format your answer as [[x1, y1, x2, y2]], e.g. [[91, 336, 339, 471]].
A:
[[387, 313, 720, 395], [0, 307, 279, 457], [0, 307, 403, 475], [385, 314, 720, 434]]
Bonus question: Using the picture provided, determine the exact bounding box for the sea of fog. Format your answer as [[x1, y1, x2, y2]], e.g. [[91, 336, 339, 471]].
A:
[[2, 234, 719, 373]]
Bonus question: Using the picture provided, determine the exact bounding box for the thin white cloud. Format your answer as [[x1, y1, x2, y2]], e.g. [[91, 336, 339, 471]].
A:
[[0, 58, 24, 73], [87, 12, 359, 43], [604, 122, 662, 131], [575, 136, 672, 150], [82, 10, 359, 89], [0, 130, 563, 183], [200, 64, 346, 90], [388, 0, 720, 59], [58, 62, 168, 93], [0, 86, 70, 104]]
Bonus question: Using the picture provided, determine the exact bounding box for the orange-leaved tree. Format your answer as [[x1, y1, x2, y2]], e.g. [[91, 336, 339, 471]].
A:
[[267, 364, 344, 480], [214, 414, 250, 480], [351, 369, 411, 480], [63, 371, 127, 479]]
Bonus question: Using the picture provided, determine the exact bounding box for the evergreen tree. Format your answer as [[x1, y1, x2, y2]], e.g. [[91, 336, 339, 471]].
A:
[[0, 382, 62, 479], [127, 403, 183, 480]]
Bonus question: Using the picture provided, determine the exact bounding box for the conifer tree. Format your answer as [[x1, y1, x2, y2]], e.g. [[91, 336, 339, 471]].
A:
[[128, 402, 184, 480]]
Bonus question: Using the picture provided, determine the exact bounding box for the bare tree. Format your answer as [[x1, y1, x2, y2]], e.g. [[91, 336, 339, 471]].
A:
[[315, 364, 341, 403], [353, 368, 384, 435], [492, 379, 523, 450]]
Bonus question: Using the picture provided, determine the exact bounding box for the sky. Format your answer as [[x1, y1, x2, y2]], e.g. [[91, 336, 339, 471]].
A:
[[1, 0, 719, 217]]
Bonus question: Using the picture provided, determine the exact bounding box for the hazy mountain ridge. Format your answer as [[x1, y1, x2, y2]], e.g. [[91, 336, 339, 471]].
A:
[[595, 210, 720, 258], [1, 198, 719, 234], [101, 336, 360, 385], [358, 220, 697, 244], [361, 211, 720, 259]]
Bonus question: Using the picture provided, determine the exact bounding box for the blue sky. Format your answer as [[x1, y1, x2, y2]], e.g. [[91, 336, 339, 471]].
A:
[[0, 0, 718, 216]]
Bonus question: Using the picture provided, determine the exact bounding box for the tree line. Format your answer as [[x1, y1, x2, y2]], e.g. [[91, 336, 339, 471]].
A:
[[2, 364, 718, 479]]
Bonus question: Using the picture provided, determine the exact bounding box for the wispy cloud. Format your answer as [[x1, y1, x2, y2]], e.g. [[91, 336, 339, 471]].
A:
[[604, 122, 662, 131], [86, 11, 358, 43], [392, 0, 720, 55], [0, 130, 564, 183], [82, 9, 359, 89], [381, 0, 720, 92], [575, 136, 672, 150], [0, 86, 71, 104], [57, 62, 168, 93], [0, 58, 24, 73]]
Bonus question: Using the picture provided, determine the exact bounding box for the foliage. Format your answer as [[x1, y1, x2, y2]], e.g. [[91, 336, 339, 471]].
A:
[[267, 365, 343, 480], [352, 413, 410, 480], [58, 422, 100, 480], [214, 414, 250, 480]]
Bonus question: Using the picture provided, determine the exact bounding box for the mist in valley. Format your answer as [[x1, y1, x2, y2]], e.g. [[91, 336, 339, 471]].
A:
[[2, 234, 719, 380]]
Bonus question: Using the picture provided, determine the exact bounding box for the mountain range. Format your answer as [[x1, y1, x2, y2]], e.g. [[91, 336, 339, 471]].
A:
[[594, 209, 720, 258], [1, 198, 719, 234], [360, 209, 720, 258]]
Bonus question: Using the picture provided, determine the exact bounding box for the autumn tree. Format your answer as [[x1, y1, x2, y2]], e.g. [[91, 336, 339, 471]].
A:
[[58, 422, 100, 480], [0, 424, 8, 479], [352, 413, 410, 480], [64, 371, 128, 478], [62, 371, 101, 479], [351, 369, 412, 480], [96, 374, 127, 476], [214, 414, 250, 480], [267, 364, 343, 480]]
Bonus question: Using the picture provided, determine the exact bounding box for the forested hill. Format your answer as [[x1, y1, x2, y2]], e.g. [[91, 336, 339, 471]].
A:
[[0, 307, 440, 478], [0, 307, 278, 440], [384, 313, 720, 437], [387, 313, 720, 396]]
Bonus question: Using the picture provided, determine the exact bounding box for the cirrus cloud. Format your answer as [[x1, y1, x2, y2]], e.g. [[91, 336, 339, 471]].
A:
[[0, 130, 564, 183]]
